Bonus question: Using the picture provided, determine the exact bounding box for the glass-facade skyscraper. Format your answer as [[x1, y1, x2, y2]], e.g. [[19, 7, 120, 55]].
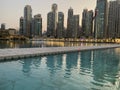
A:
[[24, 5, 32, 37], [82, 9, 88, 37], [82, 9, 93, 38], [47, 12, 54, 37], [57, 12, 64, 38], [47, 3, 57, 38], [32, 14, 42, 37], [73, 15, 79, 38], [94, 0, 108, 39], [108, 0, 120, 38], [67, 7, 74, 38]]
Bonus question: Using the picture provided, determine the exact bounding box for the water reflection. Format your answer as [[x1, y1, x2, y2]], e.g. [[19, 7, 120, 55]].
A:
[[21, 57, 41, 76], [80, 51, 92, 74], [92, 49, 120, 89], [0, 40, 109, 48], [20, 48, 120, 89], [0, 48, 120, 90]]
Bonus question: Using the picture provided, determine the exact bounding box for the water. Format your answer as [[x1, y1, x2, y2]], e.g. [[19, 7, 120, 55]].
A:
[[0, 40, 110, 48], [0, 48, 120, 90]]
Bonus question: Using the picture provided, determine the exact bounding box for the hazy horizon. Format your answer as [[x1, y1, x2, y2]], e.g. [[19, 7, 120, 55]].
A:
[[0, 0, 111, 31]]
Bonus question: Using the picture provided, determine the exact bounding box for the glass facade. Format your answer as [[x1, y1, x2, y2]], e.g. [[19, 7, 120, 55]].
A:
[[57, 12, 64, 38], [24, 5, 32, 37], [94, 0, 107, 39], [33, 14, 42, 37]]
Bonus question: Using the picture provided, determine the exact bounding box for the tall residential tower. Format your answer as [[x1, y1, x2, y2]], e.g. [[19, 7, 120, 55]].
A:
[[73, 15, 79, 38], [67, 7, 74, 38], [108, 0, 120, 38], [32, 14, 42, 37], [82, 9, 93, 38], [47, 3, 58, 37], [57, 12, 64, 38], [24, 5, 32, 37], [94, 0, 108, 39]]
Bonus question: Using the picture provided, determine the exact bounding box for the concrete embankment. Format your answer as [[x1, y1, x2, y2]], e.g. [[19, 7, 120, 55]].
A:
[[0, 44, 120, 61]]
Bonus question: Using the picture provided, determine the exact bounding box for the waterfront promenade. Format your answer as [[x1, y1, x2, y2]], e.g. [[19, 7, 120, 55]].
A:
[[0, 44, 120, 61]]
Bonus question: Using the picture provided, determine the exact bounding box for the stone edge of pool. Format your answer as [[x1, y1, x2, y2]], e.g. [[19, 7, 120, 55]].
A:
[[0, 44, 120, 62]]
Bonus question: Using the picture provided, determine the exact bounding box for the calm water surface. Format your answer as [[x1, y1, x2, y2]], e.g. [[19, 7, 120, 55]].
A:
[[0, 40, 110, 48], [0, 48, 120, 90]]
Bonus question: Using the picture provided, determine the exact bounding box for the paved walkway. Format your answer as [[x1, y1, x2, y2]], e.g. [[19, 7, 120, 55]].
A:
[[0, 44, 120, 61]]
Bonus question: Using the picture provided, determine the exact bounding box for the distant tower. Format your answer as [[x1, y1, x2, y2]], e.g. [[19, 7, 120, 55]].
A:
[[82, 9, 88, 37], [73, 15, 79, 38], [24, 5, 32, 37], [52, 3, 57, 37], [47, 12, 54, 37], [1, 23, 6, 30], [52, 3, 57, 12], [82, 9, 93, 38], [57, 12, 64, 38], [32, 14, 42, 37], [94, 0, 108, 39], [108, 0, 120, 38], [19, 17, 24, 35], [47, 3, 58, 37], [67, 7, 74, 38]]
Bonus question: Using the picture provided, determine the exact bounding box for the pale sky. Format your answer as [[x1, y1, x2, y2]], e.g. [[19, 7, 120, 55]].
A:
[[0, 0, 109, 31]]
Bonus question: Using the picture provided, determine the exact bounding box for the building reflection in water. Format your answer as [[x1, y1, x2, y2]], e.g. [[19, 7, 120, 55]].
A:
[[46, 49, 120, 89], [65, 52, 78, 78], [0, 40, 109, 48], [91, 49, 120, 89], [21, 57, 41, 76], [19, 48, 120, 89], [80, 50, 92, 74]]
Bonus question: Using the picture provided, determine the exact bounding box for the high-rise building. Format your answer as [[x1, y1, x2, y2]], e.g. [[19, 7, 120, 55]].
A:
[[94, 0, 108, 39], [47, 4, 58, 37], [24, 5, 32, 37], [82, 9, 93, 38], [57, 12, 64, 38], [73, 15, 79, 38], [32, 14, 42, 37], [108, 0, 120, 38], [52, 3, 57, 37], [19, 17, 24, 35], [1, 23, 6, 30], [88, 10, 94, 37], [47, 12, 54, 37], [82, 9, 89, 37], [67, 7, 74, 38]]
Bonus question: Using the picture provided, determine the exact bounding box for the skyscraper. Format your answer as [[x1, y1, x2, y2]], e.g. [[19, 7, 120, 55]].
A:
[[19, 17, 24, 35], [1, 23, 6, 30], [52, 4, 57, 37], [47, 12, 54, 37], [94, 0, 108, 39], [47, 3, 58, 38], [73, 15, 79, 38], [32, 14, 42, 37], [88, 10, 94, 37], [24, 5, 32, 37], [82, 9, 89, 37], [82, 9, 93, 38], [108, 0, 120, 38], [57, 12, 64, 38], [67, 7, 74, 38]]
